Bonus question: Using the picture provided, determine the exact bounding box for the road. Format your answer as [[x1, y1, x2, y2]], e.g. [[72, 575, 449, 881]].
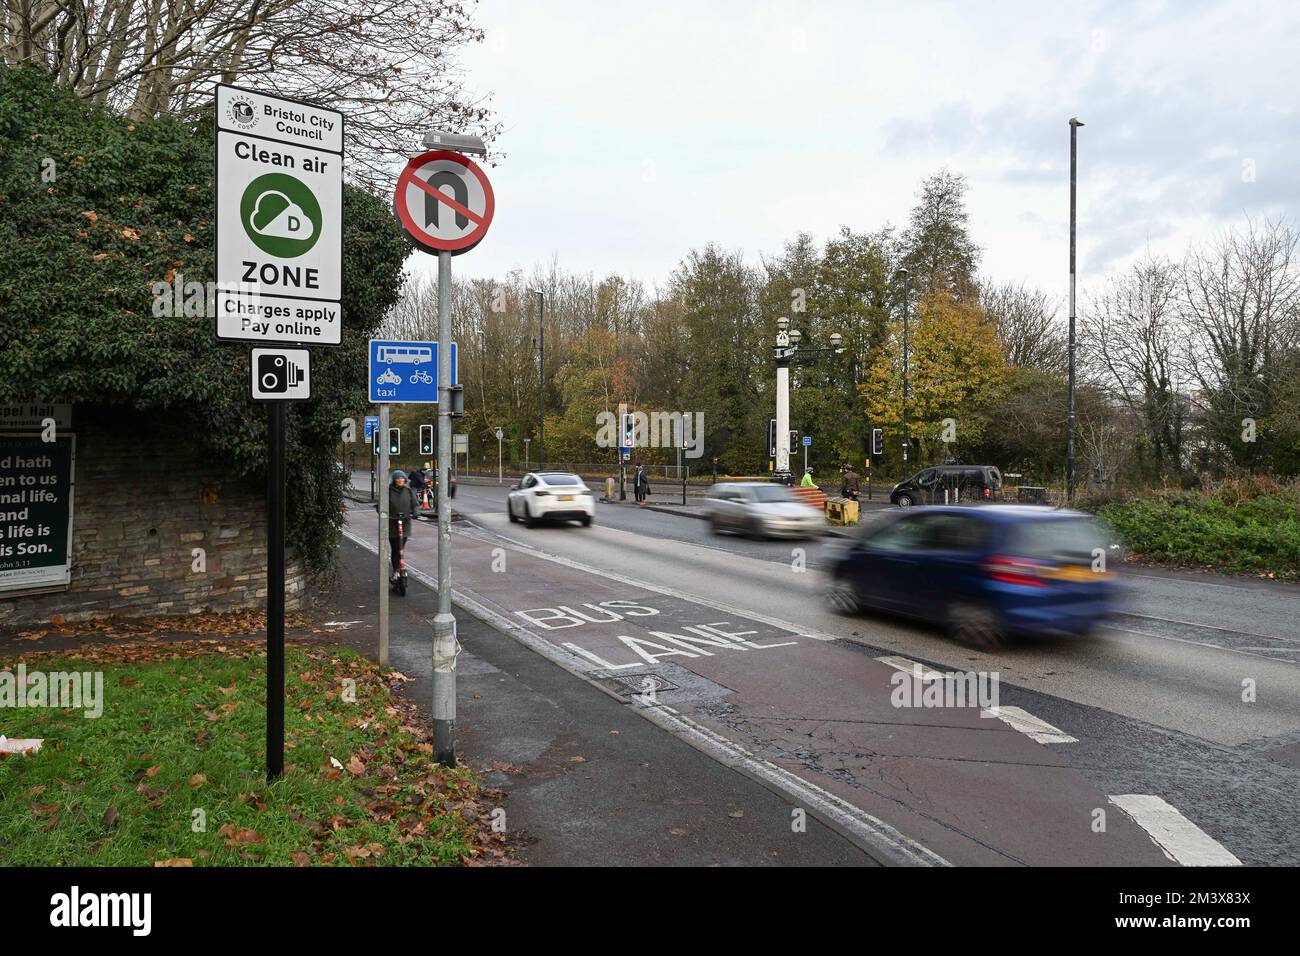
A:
[[352, 476, 1300, 865]]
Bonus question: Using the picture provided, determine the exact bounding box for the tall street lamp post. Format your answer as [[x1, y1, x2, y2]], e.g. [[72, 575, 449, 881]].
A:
[[774, 317, 793, 484], [898, 268, 911, 475], [531, 289, 545, 469], [1067, 117, 1084, 505], [772, 319, 843, 485]]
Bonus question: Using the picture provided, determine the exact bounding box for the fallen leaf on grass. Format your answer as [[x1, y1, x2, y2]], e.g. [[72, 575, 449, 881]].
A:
[[190, 774, 206, 789], [217, 824, 264, 846], [103, 806, 119, 828], [154, 858, 193, 867], [346, 755, 365, 776]]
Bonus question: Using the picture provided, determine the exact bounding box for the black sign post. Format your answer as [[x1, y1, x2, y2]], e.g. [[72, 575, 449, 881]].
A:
[[248, 347, 311, 782], [266, 401, 286, 781]]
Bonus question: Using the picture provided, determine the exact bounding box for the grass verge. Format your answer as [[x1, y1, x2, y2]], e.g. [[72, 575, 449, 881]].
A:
[[0, 641, 508, 866]]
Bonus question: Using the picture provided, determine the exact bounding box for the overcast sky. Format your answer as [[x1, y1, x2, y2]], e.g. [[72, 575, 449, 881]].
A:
[[413, 0, 1299, 306]]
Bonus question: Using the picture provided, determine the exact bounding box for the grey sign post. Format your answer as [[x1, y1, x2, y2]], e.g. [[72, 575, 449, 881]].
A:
[[495, 427, 504, 484], [393, 133, 494, 767]]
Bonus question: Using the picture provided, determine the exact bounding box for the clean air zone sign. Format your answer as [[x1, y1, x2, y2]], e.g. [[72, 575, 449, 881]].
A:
[[215, 84, 343, 345]]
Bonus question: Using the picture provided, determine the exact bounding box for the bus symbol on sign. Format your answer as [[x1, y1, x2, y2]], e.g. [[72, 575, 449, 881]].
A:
[[376, 343, 433, 365], [368, 339, 457, 404]]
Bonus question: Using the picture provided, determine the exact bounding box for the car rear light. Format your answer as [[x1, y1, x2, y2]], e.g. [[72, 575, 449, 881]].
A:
[[984, 487, 990, 498], [983, 555, 1049, 587]]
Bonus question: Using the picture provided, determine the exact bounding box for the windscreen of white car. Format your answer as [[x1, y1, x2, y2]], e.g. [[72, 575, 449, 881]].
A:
[[539, 473, 583, 486], [750, 485, 797, 503]]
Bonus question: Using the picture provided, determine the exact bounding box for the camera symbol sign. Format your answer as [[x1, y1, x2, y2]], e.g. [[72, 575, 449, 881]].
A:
[[251, 347, 311, 400]]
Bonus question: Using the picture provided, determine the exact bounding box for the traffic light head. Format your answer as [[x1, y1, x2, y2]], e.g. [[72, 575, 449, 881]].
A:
[[872, 428, 884, 456], [388, 427, 400, 455], [420, 424, 433, 455]]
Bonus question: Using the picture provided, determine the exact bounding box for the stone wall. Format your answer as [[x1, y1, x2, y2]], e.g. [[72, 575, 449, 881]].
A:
[[0, 409, 306, 627]]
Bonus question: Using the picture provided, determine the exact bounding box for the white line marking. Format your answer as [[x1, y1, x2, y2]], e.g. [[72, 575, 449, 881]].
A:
[[875, 655, 944, 681], [980, 706, 1078, 744], [1107, 794, 1242, 866], [340, 525, 950, 866], [1103, 625, 1300, 668], [1115, 611, 1299, 644]]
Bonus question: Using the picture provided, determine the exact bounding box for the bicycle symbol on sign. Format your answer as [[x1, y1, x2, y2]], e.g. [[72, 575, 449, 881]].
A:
[[409, 370, 433, 385]]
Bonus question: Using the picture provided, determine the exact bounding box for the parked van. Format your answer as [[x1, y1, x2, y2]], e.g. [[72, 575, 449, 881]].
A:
[[889, 465, 1002, 507]]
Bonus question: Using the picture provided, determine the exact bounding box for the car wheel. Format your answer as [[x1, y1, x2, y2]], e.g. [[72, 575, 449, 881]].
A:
[[524, 502, 537, 528], [946, 600, 1005, 649], [709, 516, 723, 535], [507, 499, 519, 523], [896, 494, 914, 508], [581, 515, 592, 527], [747, 517, 767, 540], [825, 578, 861, 614]]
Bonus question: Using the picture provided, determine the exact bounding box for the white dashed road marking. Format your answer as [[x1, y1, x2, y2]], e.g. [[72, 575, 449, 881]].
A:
[[1108, 794, 1242, 866], [981, 706, 1079, 744]]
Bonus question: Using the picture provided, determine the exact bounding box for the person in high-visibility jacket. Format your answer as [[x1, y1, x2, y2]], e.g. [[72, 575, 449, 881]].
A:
[[800, 468, 816, 488]]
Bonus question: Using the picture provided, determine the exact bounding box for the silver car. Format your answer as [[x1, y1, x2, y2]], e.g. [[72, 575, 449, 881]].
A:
[[704, 482, 826, 539]]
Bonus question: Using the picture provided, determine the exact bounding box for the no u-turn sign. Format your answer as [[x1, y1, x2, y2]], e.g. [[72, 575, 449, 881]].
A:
[[394, 150, 494, 255]]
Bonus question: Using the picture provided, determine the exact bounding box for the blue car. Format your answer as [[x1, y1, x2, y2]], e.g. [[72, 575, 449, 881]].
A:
[[825, 505, 1120, 647]]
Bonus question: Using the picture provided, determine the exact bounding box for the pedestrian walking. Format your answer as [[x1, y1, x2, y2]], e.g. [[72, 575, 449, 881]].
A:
[[801, 468, 816, 488], [386, 470, 419, 582]]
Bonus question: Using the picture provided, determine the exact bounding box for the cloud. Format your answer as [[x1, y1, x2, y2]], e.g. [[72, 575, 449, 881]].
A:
[[250, 190, 315, 241]]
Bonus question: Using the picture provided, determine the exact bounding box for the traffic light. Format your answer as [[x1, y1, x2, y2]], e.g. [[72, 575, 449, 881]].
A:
[[789, 430, 799, 448], [448, 384, 465, 418], [768, 418, 777, 457], [872, 428, 884, 456], [620, 412, 635, 450], [420, 424, 433, 456], [388, 427, 400, 456]]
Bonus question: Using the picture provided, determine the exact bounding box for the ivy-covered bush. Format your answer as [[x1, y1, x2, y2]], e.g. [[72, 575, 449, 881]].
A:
[[0, 66, 409, 575]]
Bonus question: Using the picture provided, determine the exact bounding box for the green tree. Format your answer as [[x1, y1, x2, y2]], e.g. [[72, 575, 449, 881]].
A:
[[901, 169, 981, 301]]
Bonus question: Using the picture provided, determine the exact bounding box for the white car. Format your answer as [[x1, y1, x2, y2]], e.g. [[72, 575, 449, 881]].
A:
[[508, 472, 595, 527], [704, 482, 827, 539]]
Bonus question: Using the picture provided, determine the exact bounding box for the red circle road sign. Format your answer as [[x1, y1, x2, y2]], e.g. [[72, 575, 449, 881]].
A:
[[394, 150, 495, 255]]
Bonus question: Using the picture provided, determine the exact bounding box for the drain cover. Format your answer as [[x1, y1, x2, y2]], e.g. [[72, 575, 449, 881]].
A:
[[605, 673, 679, 695]]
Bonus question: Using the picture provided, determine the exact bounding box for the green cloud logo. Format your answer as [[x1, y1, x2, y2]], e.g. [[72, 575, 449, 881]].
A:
[[240, 173, 322, 258]]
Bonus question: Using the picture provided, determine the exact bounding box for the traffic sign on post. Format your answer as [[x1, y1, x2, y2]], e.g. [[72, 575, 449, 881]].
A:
[[249, 348, 311, 400], [214, 85, 343, 346], [393, 150, 495, 255], [803, 435, 812, 447], [392, 137, 493, 771], [364, 415, 379, 441], [368, 340, 458, 404]]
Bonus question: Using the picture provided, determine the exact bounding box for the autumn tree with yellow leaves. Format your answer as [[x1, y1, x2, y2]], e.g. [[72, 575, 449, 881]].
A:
[[863, 293, 1009, 471]]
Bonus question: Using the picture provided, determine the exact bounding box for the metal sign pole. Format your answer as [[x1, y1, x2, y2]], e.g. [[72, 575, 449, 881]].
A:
[[266, 400, 286, 782], [378, 403, 390, 667], [433, 251, 457, 767]]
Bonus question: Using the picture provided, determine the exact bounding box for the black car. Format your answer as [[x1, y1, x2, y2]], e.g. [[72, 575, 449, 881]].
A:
[[890, 464, 1001, 507]]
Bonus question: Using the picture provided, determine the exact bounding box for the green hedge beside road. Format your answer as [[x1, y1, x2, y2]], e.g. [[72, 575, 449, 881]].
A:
[[1096, 481, 1300, 579]]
